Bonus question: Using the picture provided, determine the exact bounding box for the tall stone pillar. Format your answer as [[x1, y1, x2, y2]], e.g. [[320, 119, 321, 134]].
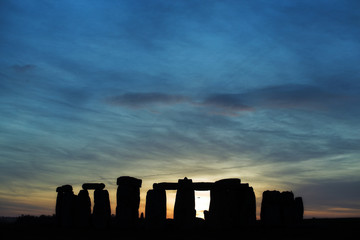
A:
[[281, 191, 295, 224], [116, 176, 142, 227], [239, 185, 256, 225], [174, 177, 195, 225], [93, 189, 111, 228], [59, 185, 77, 227], [55, 187, 64, 226], [209, 178, 257, 227], [249, 187, 257, 223], [145, 188, 166, 226], [260, 190, 282, 225], [77, 189, 91, 227], [209, 179, 237, 227], [261, 190, 303, 225], [294, 197, 304, 223]]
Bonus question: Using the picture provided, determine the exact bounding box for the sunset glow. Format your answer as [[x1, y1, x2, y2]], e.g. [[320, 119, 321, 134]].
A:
[[195, 191, 211, 219]]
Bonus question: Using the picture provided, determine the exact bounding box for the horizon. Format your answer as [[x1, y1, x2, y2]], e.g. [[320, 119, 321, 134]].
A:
[[0, 176, 358, 219], [1, 0, 360, 219]]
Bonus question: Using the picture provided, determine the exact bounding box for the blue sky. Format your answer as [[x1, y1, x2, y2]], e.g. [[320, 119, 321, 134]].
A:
[[1, 0, 360, 218]]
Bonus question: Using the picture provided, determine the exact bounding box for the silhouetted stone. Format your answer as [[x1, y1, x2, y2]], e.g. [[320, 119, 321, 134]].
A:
[[174, 177, 195, 225], [93, 189, 111, 228], [214, 178, 241, 187], [208, 180, 233, 227], [281, 191, 295, 224], [240, 185, 256, 225], [204, 210, 210, 221], [59, 184, 73, 193], [55, 177, 303, 230], [261, 190, 304, 225], [55, 185, 77, 227], [154, 181, 216, 190], [116, 176, 142, 227], [295, 197, 304, 223], [82, 183, 105, 190], [77, 189, 91, 227], [208, 179, 256, 227], [62, 188, 77, 227], [117, 176, 142, 186], [261, 190, 282, 225], [55, 188, 64, 226], [147, 177, 256, 228], [145, 188, 166, 226]]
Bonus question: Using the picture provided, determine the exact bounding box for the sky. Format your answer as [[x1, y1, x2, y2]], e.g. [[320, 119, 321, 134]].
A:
[[0, 0, 360, 219]]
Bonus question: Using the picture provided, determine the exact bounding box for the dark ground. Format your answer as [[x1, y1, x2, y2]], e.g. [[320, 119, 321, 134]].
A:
[[1, 216, 359, 240]]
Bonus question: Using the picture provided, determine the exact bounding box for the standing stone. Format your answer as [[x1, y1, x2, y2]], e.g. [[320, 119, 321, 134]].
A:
[[61, 186, 77, 227], [261, 190, 282, 225], [55, 187, 64, 226], [174, 177, 195, 225], [261, 190, 304, 225], [82, 183, 105, 190], [281, 191, 295, 224], [93, 189, 111, 228], [208, 183, 222, 225], [145, 188, 166, 226], [239, 185, 256, 225], [116, 176, 142, 227], [294, 197, 304, 223], [77, 189, 91, 227], [208, 179, 256, 227], [56, 185, 77, 227], [209, 179, 238, 227]]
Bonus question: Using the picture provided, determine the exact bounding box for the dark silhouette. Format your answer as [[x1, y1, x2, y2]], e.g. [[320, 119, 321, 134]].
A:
[[93, 188, 111, 228], [6, 179, 360, 239], [295, 196, 304, 222], [82, 183, 105, 190], [55, 184, 77, 227], [116, 176, 142, 227], [146, 177, 256, 228], [173, 177, 196, 225], [207, 178, 256, 227], [77, 189, 91, 227], [55, 183, 111, 228], [260, 190, 304, 225], [55, 176, 303, 230], [55, 186, 64, 226], [145, 188, 166, 227]]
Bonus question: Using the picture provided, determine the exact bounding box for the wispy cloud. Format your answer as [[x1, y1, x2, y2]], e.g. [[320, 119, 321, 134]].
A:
[[106, 91, 253, 116], [244, 84, 350, 111], [106, 84, 356, 116], [10, 64, 36, 73], [199, 94, 253, 116], [204, 83, 357, 115], [106, 92, 189, 108]]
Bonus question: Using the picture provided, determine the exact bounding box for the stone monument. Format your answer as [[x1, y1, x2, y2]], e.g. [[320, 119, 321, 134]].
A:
[[116, 176, 142, 227]]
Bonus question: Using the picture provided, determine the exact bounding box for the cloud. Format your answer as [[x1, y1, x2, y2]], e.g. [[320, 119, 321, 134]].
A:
[[106, 91, 253, 115], [106, 92, 189, 108], [106, 83, 357, 116], [245, 84, 347, 110], [197, 83, 353, 116], [10, 64, 36, 73], [199, 94, 253, 116], [197, 84, 355, 115]]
